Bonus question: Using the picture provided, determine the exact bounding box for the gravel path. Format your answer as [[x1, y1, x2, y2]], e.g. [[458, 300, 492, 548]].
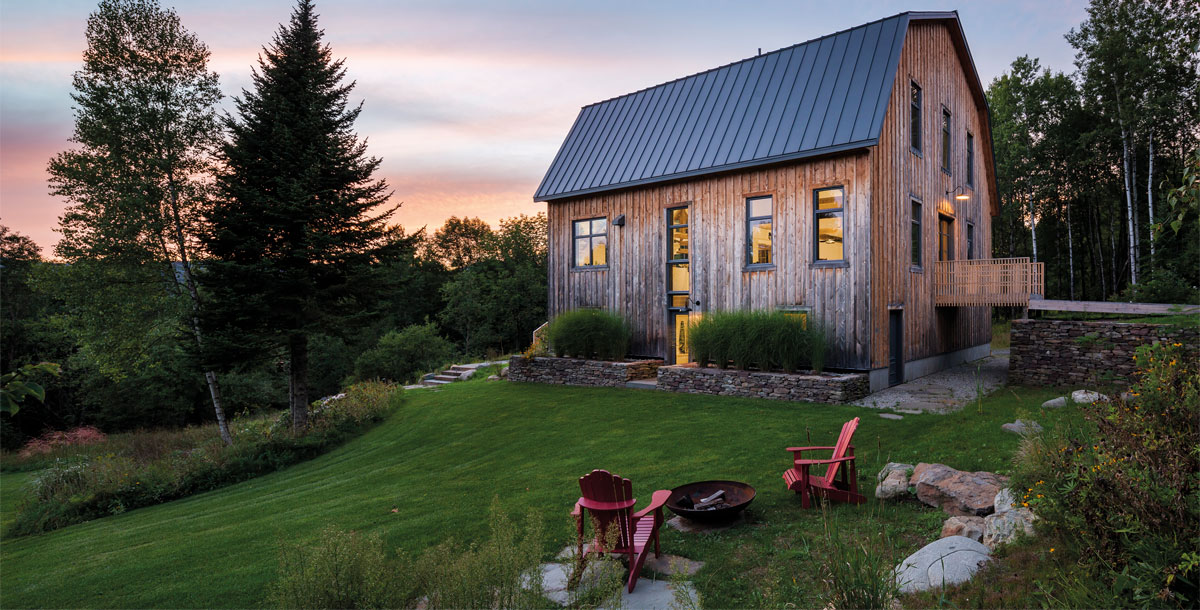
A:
[[852, 349, 1009, 413]]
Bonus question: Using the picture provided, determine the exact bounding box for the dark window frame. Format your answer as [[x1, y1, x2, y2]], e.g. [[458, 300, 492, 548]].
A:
[[910, 198, 923, 269], [910, 81, 922, 155], [938, 214, 954, 262], [966, 132, 975, 189], [941, 106, 952, 175], [966, 221, 975, 260], [666, 205, 690, 304], [571, 216, 608, 269], [813, 186, 846, 265], [745, 195, 774, 269]]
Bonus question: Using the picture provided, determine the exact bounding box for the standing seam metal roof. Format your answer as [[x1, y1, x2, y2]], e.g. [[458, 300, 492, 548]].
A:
[[535, 12, 969, 202]]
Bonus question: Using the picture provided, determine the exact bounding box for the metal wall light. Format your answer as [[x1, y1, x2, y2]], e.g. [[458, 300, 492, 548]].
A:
[[946, 186, 971, 201]]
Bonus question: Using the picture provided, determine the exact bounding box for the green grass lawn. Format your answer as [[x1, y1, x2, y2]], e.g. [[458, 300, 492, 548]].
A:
[[0, 381, 1070, 608]]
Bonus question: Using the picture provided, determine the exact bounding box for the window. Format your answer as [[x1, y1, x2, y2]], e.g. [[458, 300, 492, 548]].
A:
[[941, 108, 951, 173], [746, 196, 772, 266], [910, 82, 922, 154], [938, 215, 954, 261], [966, 222, 975, 260], [966, 132, 975, 188], [667, 206, 690, 307], [572, 217, 607, 267], [814, 187, 845, 262], [781, 306, 810, 330], [910, 199, 922, 267]]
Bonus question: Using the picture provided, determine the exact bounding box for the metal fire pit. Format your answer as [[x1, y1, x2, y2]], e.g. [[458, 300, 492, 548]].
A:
[[666, 480, 756, 523]]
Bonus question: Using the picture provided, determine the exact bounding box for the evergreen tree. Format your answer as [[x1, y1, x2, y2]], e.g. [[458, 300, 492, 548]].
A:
[[202, 0, 395, 433], [46, 0, 232, 444]]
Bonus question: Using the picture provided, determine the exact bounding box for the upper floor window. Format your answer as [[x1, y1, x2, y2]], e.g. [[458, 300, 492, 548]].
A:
[[746, 196, 773, 266], [572, 217, 607, 267], [911, 199, 922, 267], [941, 108, 952, 173], [938, 215, 954, 261], [910, 82, 922, 154], [966, 222, 976, 260], [814, 187, 845, 262], [966, 132, 975, 188]]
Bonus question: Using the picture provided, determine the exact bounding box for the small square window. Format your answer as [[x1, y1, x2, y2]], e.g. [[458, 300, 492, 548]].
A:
[[572, 217, 607, 268]]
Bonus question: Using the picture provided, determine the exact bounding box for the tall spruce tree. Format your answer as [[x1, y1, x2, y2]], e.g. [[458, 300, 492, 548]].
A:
[[47, 0, 232, 444], [202, 0, 395, 432]]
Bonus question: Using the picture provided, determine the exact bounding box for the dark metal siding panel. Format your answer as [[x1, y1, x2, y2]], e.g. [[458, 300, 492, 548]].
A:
[[536, 13, 911, 201]]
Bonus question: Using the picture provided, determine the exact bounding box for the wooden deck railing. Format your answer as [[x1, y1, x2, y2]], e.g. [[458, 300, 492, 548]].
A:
[[934, 257, 1044, 307]]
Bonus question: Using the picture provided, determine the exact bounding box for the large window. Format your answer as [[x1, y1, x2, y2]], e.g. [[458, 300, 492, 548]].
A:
[[814, 187, 845, 262], [910, 199, 922, 267], [746, 196, 772, 266], [667, 206, 689, 307], [941, 108, 951, 173], [572, 217, 607, 268], [938, 215, 954, 261], [910, 82, 922, 154], [966, 222, 975, 260], [966, 132, 975, 188]]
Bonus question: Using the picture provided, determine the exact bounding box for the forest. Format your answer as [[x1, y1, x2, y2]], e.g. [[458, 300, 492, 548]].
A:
[[1, 0, 1197, 445]]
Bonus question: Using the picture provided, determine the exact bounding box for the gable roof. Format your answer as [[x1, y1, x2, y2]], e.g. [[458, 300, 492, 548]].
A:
[[535, 11, 992, 206]]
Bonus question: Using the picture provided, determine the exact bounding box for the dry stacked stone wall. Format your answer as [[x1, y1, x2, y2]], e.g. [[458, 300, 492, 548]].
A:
[[1009, 319, 1199, 387], [507, 356, 661, 387], [657, 364, 870, 404]]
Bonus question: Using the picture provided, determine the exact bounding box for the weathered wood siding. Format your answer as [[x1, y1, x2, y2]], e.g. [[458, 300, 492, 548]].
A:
[[547, 153, 873, 369], [869, 20, 994, 370]]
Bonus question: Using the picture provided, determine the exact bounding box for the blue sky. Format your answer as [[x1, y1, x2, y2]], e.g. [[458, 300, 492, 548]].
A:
[[0, 0, 1089, 253]]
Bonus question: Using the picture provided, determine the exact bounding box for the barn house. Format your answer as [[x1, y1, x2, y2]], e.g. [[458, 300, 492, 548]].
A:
[[534, 11, 1042, 390]]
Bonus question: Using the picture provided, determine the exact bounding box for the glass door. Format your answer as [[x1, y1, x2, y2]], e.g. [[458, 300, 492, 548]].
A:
[[666, 206, 691, 363]]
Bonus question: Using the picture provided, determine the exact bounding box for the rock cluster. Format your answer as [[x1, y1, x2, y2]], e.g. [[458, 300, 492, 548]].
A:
[[1009, 319, 1199, 388], [656, 365, 870, 404], [910, 463, 1009, 517], [507, 356, 660, 387], [1001, 419, 1043, 435], [874, 462, 913, 500]]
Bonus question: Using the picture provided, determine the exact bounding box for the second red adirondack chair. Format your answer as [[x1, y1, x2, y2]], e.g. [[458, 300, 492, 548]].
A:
[[571, 469, 671, 593], [782, 417, 866, 508]]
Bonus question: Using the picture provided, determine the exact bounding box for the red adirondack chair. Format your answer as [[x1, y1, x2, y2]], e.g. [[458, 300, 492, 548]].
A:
[[570, 469, 671, 593], [782, 417, 866, 508]]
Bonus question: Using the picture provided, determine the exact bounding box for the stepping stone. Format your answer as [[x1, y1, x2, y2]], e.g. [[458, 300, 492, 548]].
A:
[[533, 560, 700, 609], [643, 554, 704, 577], [880, 413, 903, 420], [666, 513, 744, 533]]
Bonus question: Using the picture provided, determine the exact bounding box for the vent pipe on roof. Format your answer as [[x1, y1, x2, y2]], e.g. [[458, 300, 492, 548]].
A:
[[757, 48, 761, 55]]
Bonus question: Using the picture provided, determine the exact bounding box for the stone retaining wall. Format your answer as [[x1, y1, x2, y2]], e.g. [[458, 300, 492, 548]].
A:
[[1009, 319, 1199, 387], [507, 356, 662, 387], [657, 364, 870, 404]]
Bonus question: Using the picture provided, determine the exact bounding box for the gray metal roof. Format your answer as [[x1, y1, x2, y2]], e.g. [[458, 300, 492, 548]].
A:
[[535, 12, 964, 202]]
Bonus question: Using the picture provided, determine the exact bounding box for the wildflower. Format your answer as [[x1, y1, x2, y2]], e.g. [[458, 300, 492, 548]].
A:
[[1050, 548, 1055, 553]]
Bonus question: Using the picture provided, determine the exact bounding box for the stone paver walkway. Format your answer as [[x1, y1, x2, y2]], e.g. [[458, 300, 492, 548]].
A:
[[853, 349, 1009, 413]]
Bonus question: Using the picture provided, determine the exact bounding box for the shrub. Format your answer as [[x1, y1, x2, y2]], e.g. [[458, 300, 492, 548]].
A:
[[354, 322, 456, 384], [1011, 341, 1199, 607], [1114, 268, 1200, 305], [544, 309, 629, 360], [18, 426, 107, 458], [270, 526, 415, 609], [688, 311, 827, 373]]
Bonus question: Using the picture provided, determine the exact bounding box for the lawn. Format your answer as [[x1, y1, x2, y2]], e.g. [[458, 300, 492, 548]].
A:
[[0, 381, 1070, 608]]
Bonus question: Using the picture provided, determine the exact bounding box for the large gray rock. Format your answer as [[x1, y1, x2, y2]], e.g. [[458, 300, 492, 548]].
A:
[[940, 516, 985, 542], [993, 489, 1017, 515], [910, 463, 1009, 517], [1001, 419, 1043, 436], [1041, 396, 1067, 409], [894, 536, 991, 593], [1070, 389, 1108, 404], [875, 462, 914, 500], [983, 508, 1036, 549]]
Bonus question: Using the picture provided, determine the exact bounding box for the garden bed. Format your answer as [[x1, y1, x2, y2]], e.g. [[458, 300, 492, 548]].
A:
[[506, 355, 662, 387], [658, 363, 869, 404]]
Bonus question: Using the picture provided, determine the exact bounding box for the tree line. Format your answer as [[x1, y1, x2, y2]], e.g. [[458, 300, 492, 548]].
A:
[[987, 0, 1199, 305], [0, 0, 545, 447]]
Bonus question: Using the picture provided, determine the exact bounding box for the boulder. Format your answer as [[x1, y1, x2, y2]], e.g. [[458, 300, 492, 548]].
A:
[[983, 508, 1036, 549], [1041, 396, 1067, 409], [875, 463, 913, 500], [499, 367, 509, 378], [1001, 419, 1043, 436], [940, 516, 985, 542], [894, 536, 991, 593], [992, 489, 1017, 515], [487, 375, 500, 381], [1071, 389, 1108, 404], [910, 463, 1009, 517]]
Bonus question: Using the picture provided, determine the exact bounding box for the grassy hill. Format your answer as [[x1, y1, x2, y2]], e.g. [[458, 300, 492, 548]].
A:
[[0, 380, 1066, 608]]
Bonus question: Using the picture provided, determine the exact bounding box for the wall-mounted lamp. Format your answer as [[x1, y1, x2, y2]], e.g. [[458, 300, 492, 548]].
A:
[[946, 186, 971, 201], [613, 214, 626, 227]]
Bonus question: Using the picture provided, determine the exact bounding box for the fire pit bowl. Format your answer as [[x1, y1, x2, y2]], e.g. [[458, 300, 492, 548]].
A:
[[666, 480, 756, 524]]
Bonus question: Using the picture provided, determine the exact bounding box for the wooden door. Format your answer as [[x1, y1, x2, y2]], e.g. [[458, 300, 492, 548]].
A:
[[888, 310, 904, 385], [666, 206, 691, 363]]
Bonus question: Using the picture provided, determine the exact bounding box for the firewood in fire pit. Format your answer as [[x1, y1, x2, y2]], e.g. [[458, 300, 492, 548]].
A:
[[694, 490, 726, 508]]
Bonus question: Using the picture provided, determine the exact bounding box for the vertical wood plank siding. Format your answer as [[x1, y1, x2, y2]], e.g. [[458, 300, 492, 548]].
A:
[[869, 21, 993, 369], [547, 153, 872, 369]]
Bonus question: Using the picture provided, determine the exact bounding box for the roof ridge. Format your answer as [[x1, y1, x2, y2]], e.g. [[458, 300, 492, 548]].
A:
[[579, 11, 914, 111]]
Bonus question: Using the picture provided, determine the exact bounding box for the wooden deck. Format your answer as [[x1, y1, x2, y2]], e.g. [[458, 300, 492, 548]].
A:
[[934, 257, 1044, 307]]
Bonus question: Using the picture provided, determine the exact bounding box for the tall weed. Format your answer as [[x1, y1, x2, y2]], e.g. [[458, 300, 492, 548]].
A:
[[270, 526, 415, 609]]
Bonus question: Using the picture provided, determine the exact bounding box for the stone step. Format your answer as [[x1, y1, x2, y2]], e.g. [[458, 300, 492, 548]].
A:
[[626, 379, 659, 390], [422, 379, 451, 386], [449, 365, 474, 372], [432, 374, 458, 382]]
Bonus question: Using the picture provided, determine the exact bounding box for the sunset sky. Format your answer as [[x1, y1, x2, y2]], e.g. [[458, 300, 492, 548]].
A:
[[0, 0, 1088, 255]]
